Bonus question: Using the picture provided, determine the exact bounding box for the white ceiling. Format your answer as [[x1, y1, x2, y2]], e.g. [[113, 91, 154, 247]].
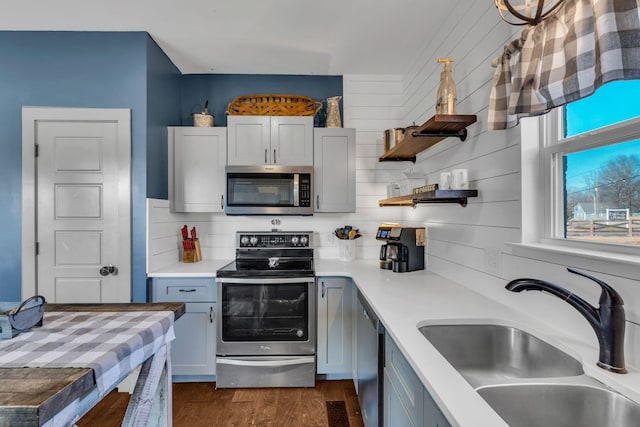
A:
[[1, 0, 455, 75]]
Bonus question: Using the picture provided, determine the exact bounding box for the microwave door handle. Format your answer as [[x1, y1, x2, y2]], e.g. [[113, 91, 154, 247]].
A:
[[294, 173, 300, 207]]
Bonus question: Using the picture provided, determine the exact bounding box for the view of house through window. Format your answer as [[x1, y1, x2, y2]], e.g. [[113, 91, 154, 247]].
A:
[[562, 81, 640, 246]]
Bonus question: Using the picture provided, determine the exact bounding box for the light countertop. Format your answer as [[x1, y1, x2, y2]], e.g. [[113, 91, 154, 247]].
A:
[[148, 259, 640, 426]]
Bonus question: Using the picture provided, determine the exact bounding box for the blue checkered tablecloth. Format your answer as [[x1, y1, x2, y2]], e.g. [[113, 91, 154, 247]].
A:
[[0, 311, 175, 393]]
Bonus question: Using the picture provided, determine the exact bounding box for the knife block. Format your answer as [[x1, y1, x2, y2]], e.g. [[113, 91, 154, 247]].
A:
[[182, 239, 202, 263]]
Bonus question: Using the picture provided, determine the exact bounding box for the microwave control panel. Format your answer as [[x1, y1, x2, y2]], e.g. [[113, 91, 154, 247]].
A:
[[299, 174, 311, 207]]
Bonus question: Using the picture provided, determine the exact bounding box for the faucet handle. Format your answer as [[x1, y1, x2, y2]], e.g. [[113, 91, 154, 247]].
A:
[[567, 267, 624, 307]]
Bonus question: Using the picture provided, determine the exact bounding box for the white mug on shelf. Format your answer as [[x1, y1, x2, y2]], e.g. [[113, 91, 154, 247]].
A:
[[439, 172, 451, 190], [451, 168, 468, 190]]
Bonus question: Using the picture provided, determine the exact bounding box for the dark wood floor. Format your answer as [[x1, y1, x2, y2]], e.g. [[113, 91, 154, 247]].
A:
[[77, 380, 364, 427]]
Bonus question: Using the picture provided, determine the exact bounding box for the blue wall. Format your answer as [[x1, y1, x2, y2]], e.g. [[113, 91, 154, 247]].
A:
[[181, 74, 342, 127], [0, 31, 182, 302], [0, 31, 339, 302]]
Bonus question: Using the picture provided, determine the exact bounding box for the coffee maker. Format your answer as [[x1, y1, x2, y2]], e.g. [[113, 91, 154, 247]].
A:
[[376, 225, 426, 273]]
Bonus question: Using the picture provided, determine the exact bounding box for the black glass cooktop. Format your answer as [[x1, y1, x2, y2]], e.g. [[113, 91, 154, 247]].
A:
[[216, 248, 314, 278]]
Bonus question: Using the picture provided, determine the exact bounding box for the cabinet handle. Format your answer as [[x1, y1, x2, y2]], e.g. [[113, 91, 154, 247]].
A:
[[265, 149, 268, 164], [179, 289, 196, 293], [209, 306, 214, 323], [321, 281, 325, 298], [316, 195, 320, 210], [221, 195, 224, 210], [273, 149, 277, 164]]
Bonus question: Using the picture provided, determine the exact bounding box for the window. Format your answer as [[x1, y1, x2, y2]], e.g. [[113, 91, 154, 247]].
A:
[[544, 81, 640, 249]]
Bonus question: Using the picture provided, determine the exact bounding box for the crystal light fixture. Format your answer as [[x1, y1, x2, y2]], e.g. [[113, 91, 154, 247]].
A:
[[495, 0, 566, 26]]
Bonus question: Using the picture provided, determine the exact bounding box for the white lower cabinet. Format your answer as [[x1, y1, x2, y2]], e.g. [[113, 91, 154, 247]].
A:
[[384, 370, 419, 427], [172, 302, 216, 377], [423, 388, 451, 427], [384, 334, 450, 427], [150, 277, 216, 381], [316, 277, 353, 376], [384, 333, 424, 426]]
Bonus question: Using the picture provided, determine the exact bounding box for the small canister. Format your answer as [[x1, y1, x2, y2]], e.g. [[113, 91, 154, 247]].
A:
[[192, 100, 214, 127]]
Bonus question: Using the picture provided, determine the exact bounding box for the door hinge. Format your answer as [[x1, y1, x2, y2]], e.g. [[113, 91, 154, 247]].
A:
[[35, 144, 39, 157], [35, 242, 39, 255]]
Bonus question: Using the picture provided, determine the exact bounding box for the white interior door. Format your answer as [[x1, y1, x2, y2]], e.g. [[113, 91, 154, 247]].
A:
[[22, 107, 131, 303]]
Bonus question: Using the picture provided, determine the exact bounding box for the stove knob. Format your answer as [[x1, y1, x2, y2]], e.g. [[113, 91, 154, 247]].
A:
[[300, 235, 309, 246], [240, 236, 250, 246], [250, 236, 259, 246], [291, 236, 299, 245]]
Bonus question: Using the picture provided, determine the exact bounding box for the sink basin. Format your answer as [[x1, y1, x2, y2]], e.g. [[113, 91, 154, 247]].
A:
[[418, 324, 583, 386], [478, 384, 640, 427]]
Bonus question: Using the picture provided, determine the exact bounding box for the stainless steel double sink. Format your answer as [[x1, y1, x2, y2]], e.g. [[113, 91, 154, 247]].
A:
[[419, 324, 640, 427]]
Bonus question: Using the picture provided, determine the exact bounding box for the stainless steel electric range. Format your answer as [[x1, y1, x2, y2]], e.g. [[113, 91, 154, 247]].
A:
[[215, 231, 316, 388]]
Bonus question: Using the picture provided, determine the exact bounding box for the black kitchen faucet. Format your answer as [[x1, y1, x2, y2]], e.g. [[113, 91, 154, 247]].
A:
[[506, 267, 627, 374]]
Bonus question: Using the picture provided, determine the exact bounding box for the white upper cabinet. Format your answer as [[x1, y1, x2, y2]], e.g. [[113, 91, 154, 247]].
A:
[[314, 128, 356, 213], [227, 115, 313, 166], [168, 126, 227, 213]]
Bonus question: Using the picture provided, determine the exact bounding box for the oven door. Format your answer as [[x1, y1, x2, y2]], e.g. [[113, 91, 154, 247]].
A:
[[216, 277, 316, 356]]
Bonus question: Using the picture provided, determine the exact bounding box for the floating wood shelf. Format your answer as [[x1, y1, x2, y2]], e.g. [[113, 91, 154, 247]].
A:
[[379, 114, 477, 163], [379, 189, 478, 207]]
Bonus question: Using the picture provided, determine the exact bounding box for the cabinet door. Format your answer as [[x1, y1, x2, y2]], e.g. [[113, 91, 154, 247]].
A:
[[384, 333, 424, 426], [384, 370, 419, 427], [169, 127, 227, 212], [227, 116, 271, 165], [271, 116, 313, 165], [313, 128, 356, 212], [423, 388, 451, 427], [316, 277, 353, 375], [172, 302, 216, 376]]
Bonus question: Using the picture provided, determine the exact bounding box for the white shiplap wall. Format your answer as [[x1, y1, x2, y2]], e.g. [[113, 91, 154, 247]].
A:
[[398, 1, 640, 367]]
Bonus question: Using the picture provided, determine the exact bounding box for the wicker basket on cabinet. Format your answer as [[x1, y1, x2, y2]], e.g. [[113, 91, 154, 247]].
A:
[[226, 94, 322, 116]]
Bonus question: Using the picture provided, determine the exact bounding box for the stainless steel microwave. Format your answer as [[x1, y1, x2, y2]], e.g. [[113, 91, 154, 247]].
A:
[[225, 165, 314, 215]]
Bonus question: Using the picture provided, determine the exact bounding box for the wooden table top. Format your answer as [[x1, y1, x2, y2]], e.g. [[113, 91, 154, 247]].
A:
[[46, 302, 186, 320], [0, 302, 185, 426]]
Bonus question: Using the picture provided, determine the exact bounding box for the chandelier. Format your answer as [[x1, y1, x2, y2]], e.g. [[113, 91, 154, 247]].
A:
[[495, 0, 566, 26]]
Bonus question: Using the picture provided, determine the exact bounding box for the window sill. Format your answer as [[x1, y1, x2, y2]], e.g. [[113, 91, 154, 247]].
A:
[[506, 241, 640, 280]]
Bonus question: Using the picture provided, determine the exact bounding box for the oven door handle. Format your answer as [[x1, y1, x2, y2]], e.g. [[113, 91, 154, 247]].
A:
[[216, 356, 314, 367], [217, 277, 314, 284]]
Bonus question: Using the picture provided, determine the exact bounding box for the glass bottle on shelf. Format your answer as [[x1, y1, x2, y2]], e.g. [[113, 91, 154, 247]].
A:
[[436, 58, 457, 115]]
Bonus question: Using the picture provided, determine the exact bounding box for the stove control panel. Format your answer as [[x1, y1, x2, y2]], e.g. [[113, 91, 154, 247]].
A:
[[237, 232, 312, 248]]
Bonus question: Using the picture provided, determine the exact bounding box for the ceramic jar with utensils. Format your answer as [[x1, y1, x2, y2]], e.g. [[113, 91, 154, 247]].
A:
[[334, 225, 361, 261]]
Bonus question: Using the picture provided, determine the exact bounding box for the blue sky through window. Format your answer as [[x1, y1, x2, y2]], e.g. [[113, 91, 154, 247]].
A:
[[564, 80, 640, 192]]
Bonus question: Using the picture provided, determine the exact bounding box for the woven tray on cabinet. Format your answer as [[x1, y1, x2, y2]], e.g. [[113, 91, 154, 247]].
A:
[[226, 94, 322, 116]]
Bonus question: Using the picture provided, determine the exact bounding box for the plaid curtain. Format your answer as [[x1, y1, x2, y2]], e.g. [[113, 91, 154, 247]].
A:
[[488, 0, 640, 130]]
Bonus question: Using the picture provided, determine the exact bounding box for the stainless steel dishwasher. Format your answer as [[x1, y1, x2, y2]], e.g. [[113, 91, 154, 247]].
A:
[[356, 290, 385, 427]]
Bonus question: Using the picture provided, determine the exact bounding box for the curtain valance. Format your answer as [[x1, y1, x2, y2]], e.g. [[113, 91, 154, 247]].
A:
[[488, 0, 640, 130]]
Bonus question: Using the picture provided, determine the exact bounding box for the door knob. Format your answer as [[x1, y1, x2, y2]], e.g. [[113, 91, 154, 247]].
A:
[[99, 265, 118, 276]]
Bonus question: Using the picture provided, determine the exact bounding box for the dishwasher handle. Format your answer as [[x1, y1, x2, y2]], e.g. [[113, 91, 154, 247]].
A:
[[357, 290, 380, 330]]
